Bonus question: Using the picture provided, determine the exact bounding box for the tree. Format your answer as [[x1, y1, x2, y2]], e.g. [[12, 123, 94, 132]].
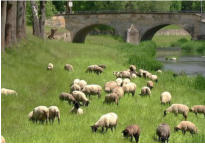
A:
[[170, 1, 182, 12], [1, 1, 7, 51], [17, 1, 26, 40], [39, 1, 46, 38], [30, 1, 40, 37], [5, 1, 17, 48]]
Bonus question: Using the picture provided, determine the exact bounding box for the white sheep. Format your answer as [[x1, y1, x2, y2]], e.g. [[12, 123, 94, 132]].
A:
[[116, 78, 123, 86], [73, 79, 80, 85], [149, 74, 158, 82], [112, 86, 124, 98], [91, 112, 118, 132], [28, 111, 35, 122], [78, 80, 87, 90], [174, 121, 197, 135], [122, 78, 131, 85], [147, 81, 154, 89], [131, 73, 137, 78], [104, 81, 118, 93], [70, 102, 84, 115], [48, 106, 60, 124], [1, 88, 17, 96], [164, 104, 189, 120], [113, 70, 131, 78], [70, 84, 81, 92], [32, 106, 49, 124], [138, 69, 144, 77], [157, 70, 162, 74], [104, 93, 119, 105], [82, 84, 102, 98], [122, 82, 136, 96], [72, 91, 89, 106], [160, 91, 172, 105], [47, 63, 53, 70], [140, 86, 151, 96]]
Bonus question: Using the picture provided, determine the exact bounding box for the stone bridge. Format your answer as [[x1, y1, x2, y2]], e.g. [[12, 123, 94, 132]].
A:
[[63, 12, 205, 44]]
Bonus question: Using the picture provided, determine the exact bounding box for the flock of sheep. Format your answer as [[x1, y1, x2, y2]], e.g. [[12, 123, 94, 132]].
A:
[[1, 62, 205, 143]]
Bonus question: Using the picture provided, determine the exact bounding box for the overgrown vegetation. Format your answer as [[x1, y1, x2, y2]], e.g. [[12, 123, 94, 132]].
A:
[[1, 33, 205, 143]]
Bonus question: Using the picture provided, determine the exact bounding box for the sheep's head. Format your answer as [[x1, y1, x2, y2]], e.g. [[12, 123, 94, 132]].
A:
[[122, 129, 129, 137], [91, 125, 98, 132], [189, 107, 194, 112], [163, 110, 167, 117], [174, 126, 180, 132], [85, 101, 89, 106]]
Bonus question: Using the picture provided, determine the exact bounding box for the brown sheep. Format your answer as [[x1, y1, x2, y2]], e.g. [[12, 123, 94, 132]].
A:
[[59, 92, 76, 104], [64, 64, 73, 71], [174, 121, 198, 135], [104, 81, 118, 93], [122, 124, 141, 143], [190, 105, 205, 117], [156, 123, 170, 143], [112, 86, 124, 98], [104, 93, 119, 105]]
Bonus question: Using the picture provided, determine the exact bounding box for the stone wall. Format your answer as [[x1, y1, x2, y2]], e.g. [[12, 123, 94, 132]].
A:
[[45, 16, 65, 28]]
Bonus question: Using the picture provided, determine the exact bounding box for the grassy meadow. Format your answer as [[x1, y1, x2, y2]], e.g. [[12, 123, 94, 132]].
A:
[[1, 31, 205, 143]]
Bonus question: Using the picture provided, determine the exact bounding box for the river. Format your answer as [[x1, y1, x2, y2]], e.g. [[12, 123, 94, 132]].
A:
[[157, 47, 205, 77]]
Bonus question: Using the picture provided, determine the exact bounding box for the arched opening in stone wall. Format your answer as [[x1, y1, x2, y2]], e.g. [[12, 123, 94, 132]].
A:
[[73, 24, 115, 43], [141, 24, 192, 48]]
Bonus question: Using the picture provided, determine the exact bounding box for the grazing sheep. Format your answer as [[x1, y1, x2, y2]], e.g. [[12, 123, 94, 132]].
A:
[[47, 63, 53, 70], [1, 136, 5, 143], [130, 65, 136, 72], [142, 70, 151, 78], [104, 93, 119, 105], [122, 124, 141, 143], [164, 104, 189, 120], [113, 70, 131, 78], [91, 112, 118, 132], [150, 74, 158, 82], [104, 81, 118, 93], [123, 82, 136, 96], [116, 78, 123, 86], [147, 81, 154, 89], [28, 111, 35, 122], [1, 88, 17, 96], [131, 73, 137, 78], [138, 69, 144, 77], [174, 121, 197, 135], [64, 64, 73, 71], [59, 92, 76, 104], [140, 86, 151, 96], [122, 78, 131, 85], [78, 80, 87, 90], [72, 91, 89, 106], [73, 79, 80, 85], [70, 84, 81, 92], [112, 86, 124, 98], [190, 105, 205, 117], [98, 64, 106, 69], [70, 102, 84, 115], [160, 92, 172, 105], [33, 106, 49, 124], [156, 123, 170, 143], [48, 106, 60, 124], [82, 84, 102, 98], [86, 65, 103, 75]]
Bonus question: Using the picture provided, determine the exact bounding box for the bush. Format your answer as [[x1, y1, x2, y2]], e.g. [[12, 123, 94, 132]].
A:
[[194, 75, 205, 90]]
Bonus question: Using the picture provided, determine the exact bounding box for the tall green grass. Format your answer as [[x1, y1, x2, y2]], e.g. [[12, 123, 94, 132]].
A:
[[1, 34, 205, 143]]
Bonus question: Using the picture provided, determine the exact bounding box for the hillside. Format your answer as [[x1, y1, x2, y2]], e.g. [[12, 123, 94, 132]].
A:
[[1, 34, 205, 143]]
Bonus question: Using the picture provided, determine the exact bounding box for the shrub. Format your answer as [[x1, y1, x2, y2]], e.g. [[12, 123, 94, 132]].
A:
[[194, 75, 205, 90]]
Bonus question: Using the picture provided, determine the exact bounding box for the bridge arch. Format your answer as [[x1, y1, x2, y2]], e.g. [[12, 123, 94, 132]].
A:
[[73, 24, 115, 43], [141, 24, 193, 41]]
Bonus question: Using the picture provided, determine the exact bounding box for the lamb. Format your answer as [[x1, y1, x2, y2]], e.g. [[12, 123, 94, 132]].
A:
[[70, 101, 84, 115], [122, 124, 141, 143], [122, 82, 136, 96], [122, 78, 130, 85], [190, 105, 205, 117], [164, 104, 189, 120], [48, 106, 60, 124], [160, 92, 172, 105], [32, 106, 49, 124], [116, 78, 123, 86], [147, 81, 154, 89], [28, 111, 35, 122], [140, 86, 151, 96], [82, 84, 102, 98], [59, 92, 76, 104], [47, 63, 53, 70], [130, 65, 136, 72], [104, 93, 119, 105], [104, 81, 118, 93], [91, 112, 118, 132], [112, 86, 124, 98], [72, 91, 89, 106], [1, 88, 17, 96], [174, 121, 198, 135], [156, 123, 170, 143], [149, 74, 158, 82], [1, 136, 5, 143], [64, 64, 73, 71], [70, 84, 81, 92]]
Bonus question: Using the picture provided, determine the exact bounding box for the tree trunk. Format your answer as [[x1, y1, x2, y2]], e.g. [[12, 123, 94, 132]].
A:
[[1, 1, 7, 51], [39, 1, 46, 38], [5, 1, 17, 48], [30, 1, 40, 37], [16, 1, 26, 40]]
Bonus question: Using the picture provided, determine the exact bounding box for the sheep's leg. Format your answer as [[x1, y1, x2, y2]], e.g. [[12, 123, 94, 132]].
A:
[[166, 137, 169, 143], [105, 127, 108, 132], [101, 127, 104, 132], [158, 136, 160, 142], [134, 134, 139, 143], [182, 130, 186, 135], [98, 92, 101, 98], [111, 127, 113, 132], [132, 91, 135, 96], [130, 136, 133, 142], [183, 113, 187, 120]]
